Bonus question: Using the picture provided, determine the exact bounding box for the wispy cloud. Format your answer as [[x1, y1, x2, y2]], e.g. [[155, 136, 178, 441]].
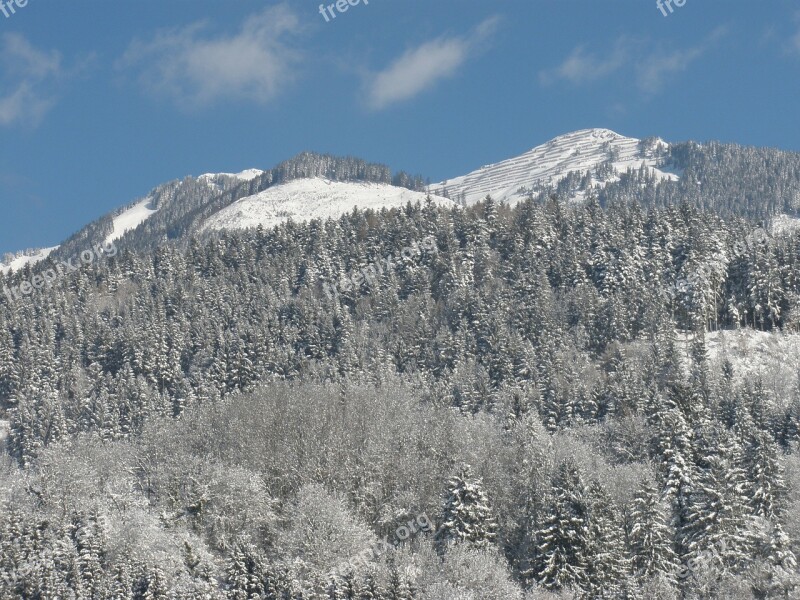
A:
[[635, 46, 706, 94], [0, 34, 62, 127], [637, 27, 727, 94], [365, 16, 500, 110], [539, 39, 630, 86], [790, 12, 800, 55], [118, 4, 301, 109], [540, 27, 726, 96]]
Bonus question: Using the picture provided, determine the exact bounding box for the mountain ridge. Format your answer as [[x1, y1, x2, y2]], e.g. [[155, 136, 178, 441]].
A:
[[7, 128, 800, 275], [430, 128, 678, 205]]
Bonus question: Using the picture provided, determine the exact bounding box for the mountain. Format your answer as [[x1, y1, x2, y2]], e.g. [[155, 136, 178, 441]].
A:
[[0, 247, 60, 276], [0, 170, 264, 273], [201, 178, 453, 233], [5, 129, 669, 268], [1, 153, 423, 266], [430, 128, 679, 205], [6, 129, 800, 273], [95, 170, 265, 247], [6, 131, 800, 600]]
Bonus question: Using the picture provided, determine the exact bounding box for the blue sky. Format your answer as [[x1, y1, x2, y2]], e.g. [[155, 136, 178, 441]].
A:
[[1, 0, 800, 255]]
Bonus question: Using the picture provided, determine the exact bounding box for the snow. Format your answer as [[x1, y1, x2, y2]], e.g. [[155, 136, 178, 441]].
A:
[[3, 194, 160, 272], [704, 329, 800, 390], [105, 197, 159, 245], [0, 246, 59, 275], [670, 329, 800, 404], [771, 214, 800, 236], [201, 178, 455, 233], [624, 328, 800, 407], [198, 169, 264, 183], [430, 128, 680, 205]]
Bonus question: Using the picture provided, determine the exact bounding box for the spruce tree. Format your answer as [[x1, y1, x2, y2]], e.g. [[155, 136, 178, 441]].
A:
[[585, 481, 628, 598], [627, 478, 679, 584], [435, 467, 498, 551], [535, 460, 590, 592]]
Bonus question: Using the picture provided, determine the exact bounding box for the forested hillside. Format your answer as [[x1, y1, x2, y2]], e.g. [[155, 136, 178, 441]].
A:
[[596, 141, 800, 221], [43, 137, 800, 270], [50, 153, 427, 260], [2, 192, 800, 598]]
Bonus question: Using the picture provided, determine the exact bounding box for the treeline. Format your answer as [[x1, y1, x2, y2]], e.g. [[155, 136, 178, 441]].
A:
[[3, 197, 800, 454], [52, 153, 428, 259], [597, 140, 800, 221], [532, 139, 800, 223], [2, 196, 800, 596]]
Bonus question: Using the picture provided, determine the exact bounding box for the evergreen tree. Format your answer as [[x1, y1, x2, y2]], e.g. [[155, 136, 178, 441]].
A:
[[627, 478, 680, 585], [226, 542, 267, 600], [535, 460, 591, 592], [585, 481, 628, 598], [435, 467, 498, 551]]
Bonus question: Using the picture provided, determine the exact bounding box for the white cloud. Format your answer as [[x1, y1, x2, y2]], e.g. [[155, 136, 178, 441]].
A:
[[366, 16, 499, 110], [635, 46, 705, 94], [540, 28, 726, 96], [0, 34, 62, 126], [791, 13, 800, 55], [119, 4, 301, 108], [636, 27, 727, 94], [539, 40, 630, 86]]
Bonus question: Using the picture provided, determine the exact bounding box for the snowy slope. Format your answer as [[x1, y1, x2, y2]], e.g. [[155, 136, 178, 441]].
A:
[[771, 214, 800, 236], [198, 169, 264, 185], [3, 131, 685, 261], [104, 170, 263, 244], [196, 169, 264, 193], [201, 178, 454, 232], [623, 328, 800, 412], [0, 246, 59, 275], [105, 197, 159, 245], [431, 128, 679, 205], [703, 329, 800, 403]]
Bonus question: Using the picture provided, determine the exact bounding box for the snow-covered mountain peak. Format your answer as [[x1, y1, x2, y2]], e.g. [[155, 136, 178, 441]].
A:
[[430, 128, 677, 205], [2, 132, 684, 264], [201, 177, 454, 233], [104, 197, 159, 245], [552, 128, 628, 143], [0, 246, 59, 275], [198, 169, 264, 183]]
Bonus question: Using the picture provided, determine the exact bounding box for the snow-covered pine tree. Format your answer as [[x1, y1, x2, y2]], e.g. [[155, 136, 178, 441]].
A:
[[535, 460, 591, 592], [627, 477, 680, 585], [682, 426, 751, 576], [435, 466, 498, 551], [584, 480, 629, 598]]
